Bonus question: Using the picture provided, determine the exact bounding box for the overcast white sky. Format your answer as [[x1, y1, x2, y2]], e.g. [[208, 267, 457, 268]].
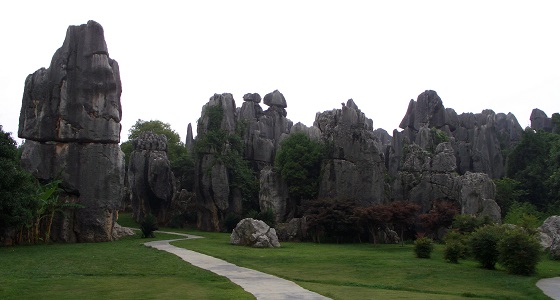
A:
[[1, 1, 559, 145]]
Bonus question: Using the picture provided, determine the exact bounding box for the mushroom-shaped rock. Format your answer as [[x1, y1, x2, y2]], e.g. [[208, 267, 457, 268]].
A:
[[263, 90, 287, 108], [230, 218, 281, 248], [243, 93, 262, 103]]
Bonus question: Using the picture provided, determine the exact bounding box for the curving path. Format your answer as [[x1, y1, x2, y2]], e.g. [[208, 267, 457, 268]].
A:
[[144, 231, 330, 300], [537, 277, 560, 300]]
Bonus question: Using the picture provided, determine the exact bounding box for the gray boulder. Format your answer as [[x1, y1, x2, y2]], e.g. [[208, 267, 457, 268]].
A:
[[456, 172, 501, 223], [539, 216, 560, 250], [263, 90, 287, 108], [275, 218, 307, 242], [530, 108, 553, 132], [230, 218, 281, 248]]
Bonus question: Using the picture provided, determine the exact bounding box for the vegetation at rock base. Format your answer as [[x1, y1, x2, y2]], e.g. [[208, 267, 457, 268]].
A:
[[468, 224, 505, 270], [1, 126, 82, 245], [354, 203, 393, 244], [275, 133, 326, 203], [498, 226, 541, 275], [140, 214, 159, 238], [418, 200, 459, 239], [305, 198, 360, 243]]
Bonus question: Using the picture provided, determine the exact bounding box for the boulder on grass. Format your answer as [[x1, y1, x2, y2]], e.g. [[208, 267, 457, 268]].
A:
[[230, 218, 280, 248], [539, 216, 560, 252]]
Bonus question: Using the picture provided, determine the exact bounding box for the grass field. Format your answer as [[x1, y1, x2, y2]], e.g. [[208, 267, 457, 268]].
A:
[[1, 213, 559, 299], [171, 229, 560, 300]]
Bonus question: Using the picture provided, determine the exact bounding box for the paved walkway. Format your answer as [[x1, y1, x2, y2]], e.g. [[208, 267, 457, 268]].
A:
[[537, 278, 560, 300], [144, 231, 330, 300]]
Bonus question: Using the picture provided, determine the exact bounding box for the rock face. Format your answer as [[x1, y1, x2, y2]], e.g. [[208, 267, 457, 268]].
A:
[[391, 90, 523, 179], [128, 132, 176, 224], [18, 21, 124, 242], [314, 99, 387, 204], [185, 123, 194, 151], [230, 218, 281, 248]]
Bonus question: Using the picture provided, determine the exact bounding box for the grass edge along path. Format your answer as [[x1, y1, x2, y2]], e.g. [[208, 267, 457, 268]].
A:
[[0, 232, 254, 300], [170, 229, 560, 300]]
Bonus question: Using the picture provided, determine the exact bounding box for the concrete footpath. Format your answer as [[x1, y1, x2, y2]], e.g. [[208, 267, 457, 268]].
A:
[[144, 232, 329, 300], [537, 278, 560, 300]]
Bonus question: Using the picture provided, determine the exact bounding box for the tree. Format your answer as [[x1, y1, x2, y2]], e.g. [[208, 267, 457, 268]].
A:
[[418, 200, 459, 239], [498, 227, 541, 275], [0, 126, 36, 242], [389, 201, 421, 246], [494, 178, 527, 218], [305, 198, 360, 243], [354, 204, 393, 244], [275, 133, 325, 202], [469, 224, 504, 270]]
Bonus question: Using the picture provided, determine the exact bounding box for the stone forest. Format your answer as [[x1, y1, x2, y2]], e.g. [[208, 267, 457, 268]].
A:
[[2, 20, 560, 263]]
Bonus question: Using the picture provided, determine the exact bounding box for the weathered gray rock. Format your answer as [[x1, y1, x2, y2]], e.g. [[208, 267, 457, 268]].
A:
[[263, 90, 287, 108], [259, 166, 290, 222], [19, 21, 121, 143], [185, 123, 194, 151], [128, 132, 176, 224], [456, 172, 501, 223], [230, 218, 281, 248], [539, 216, 560, 250], [17, 21, 124, 243], [243, 93, 261, 103], [112, 223, 136, 239], [399, 90, 448, 131], [289, 122, 322, 141], [315, 100, 386, 204], [20, 140, 125, 242], [530, 108, 553, 132]]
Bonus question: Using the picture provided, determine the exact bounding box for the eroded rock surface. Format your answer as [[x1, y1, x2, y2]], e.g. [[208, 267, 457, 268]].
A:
[[230, 218, 281, 248], [18, 21, 124, 242], [128, 132, 176, 224]]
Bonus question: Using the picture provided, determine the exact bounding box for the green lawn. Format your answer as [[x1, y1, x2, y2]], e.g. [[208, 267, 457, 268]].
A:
[[0, 232, 253, 300], [171, 229, 560, 300], [2, 214, 559, 300]]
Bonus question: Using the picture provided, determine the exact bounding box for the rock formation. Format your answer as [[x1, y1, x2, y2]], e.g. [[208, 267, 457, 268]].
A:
[[314, 99, 387, 204], [391, 90, 523, 179], [230, 218, 281, 248], [185, 123, 194, 151], [127, 132, 176, 224], [18, 21, 124, 242], [531, 109, 559, 133], [539, 216, 560, 250]]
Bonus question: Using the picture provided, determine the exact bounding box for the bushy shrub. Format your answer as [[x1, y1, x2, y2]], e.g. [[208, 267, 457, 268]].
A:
[[140, 214, 158, 238], [443, 230, 469, 263], [414, 236, 434, 259], [497, 227, 541, 275], [451, 214, 492, 234], [224, 213, 242, 232], [469, 225, 504, 269]]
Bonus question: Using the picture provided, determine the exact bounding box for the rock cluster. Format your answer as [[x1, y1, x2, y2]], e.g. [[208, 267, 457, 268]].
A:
[[539, 216, 560, 259], [531, 108, 559, 133], [389, 90, 523, 179], [314, 99, 386, 204], [128, 132, 176, 223], [18, 21, 124, 242], [230, 218, 281, 248]]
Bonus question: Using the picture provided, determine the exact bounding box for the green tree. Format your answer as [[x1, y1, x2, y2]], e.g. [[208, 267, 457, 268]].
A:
[[503, 201, 542, 229], [506, 128, 560, 210], [494, 177, 527, 218], [498, 227, 541, 275], [469, 224, 504, 270], [275, 133, 325, 202], [0, 126, 36, 240]]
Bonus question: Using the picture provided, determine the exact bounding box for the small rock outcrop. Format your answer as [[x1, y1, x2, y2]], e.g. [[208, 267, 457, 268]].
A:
[[18, 21, 124, 242], [128, 132, 176, 224], [539, 216, 560, 250], [230, 218, 281, 248]]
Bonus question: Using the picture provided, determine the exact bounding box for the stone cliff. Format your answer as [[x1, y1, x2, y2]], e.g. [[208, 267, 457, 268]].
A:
[[18, 21, 124, 242]]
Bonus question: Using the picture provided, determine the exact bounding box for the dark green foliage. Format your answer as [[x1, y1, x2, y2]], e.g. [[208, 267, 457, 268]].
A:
[[224, 213, 242, 232], [275, 133, 326, 202], [429, 128, 449, 152], [0, 127, 36, 235], [506, 128, 560, 210], [256, 208, 276, 228], [305, 198, 360, 243], [503, 201, 542, 229], [494, 178, 527, 218], [469, 225, 504, 269], [451, 214, 492, 234], [444, 230, 470, 262], [414, 236, 434, 258], [497, 227, 541, 275], [140, 214, 158, 238]]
